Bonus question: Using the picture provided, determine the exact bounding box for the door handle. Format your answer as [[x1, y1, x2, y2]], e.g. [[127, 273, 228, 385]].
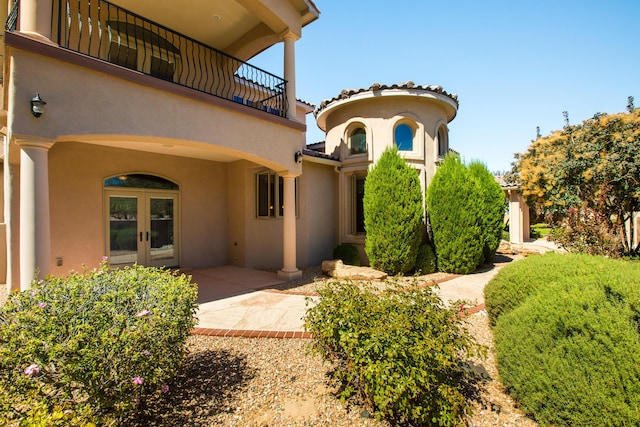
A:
[[146, 231, 149, 241], [139, 232, 143, 242]]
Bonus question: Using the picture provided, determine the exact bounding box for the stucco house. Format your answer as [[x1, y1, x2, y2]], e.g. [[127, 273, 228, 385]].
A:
[[0, 0, 534, 294], [0, 0, 342, 292]]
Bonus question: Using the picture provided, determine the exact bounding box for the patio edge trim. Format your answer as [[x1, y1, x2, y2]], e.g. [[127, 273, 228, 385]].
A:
[[191, 327, 312, 339]]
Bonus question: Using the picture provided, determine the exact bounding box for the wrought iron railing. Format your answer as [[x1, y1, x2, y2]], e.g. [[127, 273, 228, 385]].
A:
[[5, 0, 287, 117]]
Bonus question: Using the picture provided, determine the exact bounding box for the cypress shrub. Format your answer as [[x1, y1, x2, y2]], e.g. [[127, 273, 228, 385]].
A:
[[487, 253, 640, 426], [468, 161, 505, 263], [363, 146, 423, 275], [414, 242, 437, 274], [426, 155, 483, 274]]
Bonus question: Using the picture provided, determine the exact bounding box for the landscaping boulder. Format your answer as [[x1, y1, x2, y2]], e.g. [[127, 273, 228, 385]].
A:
[[322, 260, 388, 280]]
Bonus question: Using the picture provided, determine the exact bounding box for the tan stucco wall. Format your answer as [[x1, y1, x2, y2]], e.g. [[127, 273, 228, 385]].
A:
[[226, 159, 288, 270], [7, 48, 303, 174], [323, 95, 451, 182], [297, 160, 339, 266], [47, 142, 229, 273]]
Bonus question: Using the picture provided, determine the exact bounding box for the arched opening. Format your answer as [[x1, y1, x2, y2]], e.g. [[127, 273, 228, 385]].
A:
[[395, 123, 414, 151], [349, 126, 367, 155], [437, 126, 448, 158]]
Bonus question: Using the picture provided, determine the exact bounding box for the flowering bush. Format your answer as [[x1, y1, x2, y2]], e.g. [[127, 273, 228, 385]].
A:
[[0, 260, 198, 425], [305, 279, 484, 426], [549, 203, 625, 257]]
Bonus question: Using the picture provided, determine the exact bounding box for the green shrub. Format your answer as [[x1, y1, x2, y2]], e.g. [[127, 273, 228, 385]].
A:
[[468, 161, 505, 263], [529, 223, 551, 238], [414, 242, 437, 274], [332, 243, 360, 266], [304, 279, 484, 426], [363, 146, 423, 275], [0, 260, 198, 425], [426, 155, 484, 274], [486, 253, 640, 426]]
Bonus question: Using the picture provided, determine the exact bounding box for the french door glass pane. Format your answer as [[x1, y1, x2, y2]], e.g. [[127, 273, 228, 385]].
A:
[[149, 197, 174, 261], [109, 196, 138, 264]]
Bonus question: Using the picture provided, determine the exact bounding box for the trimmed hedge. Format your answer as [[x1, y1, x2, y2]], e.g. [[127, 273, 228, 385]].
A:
[[363, 146, 424, 275], [304, 279, 484, 426], [414, 243, 437, 274], [426, 155, 483, 274], [468, 161, 505, 264], [0, 261, 198, 425], [485, 253, 640, 426]]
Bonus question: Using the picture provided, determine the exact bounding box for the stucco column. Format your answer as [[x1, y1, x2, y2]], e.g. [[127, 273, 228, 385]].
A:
[[508, 189, 523, 244], [19, 0, 53, 39], [281, 31, 299, 121], [18, 138, 53, 290], [278, 174, 301, 280]]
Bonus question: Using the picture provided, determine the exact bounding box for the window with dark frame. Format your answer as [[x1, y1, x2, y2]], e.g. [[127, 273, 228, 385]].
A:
[[349, 127, 367, 155], [353, 175, 366, 234], [256, 172, 298, 218]]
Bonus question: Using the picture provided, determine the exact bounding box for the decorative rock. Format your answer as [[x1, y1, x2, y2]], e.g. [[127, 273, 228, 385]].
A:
[[321, 260, 388, 280], [321, 259, 344, 274]]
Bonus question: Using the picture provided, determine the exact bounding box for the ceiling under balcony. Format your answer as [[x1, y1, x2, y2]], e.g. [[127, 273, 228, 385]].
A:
[[110, 0, 319, 61]]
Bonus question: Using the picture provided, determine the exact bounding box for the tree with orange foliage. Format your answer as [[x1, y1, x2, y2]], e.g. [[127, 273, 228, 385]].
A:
[[516, 104, 640, 255]]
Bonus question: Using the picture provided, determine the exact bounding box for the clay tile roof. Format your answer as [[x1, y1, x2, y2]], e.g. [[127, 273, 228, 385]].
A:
[[314, 81, 459, 117], [495, 175, 520, 190], [302, 147, 339, 161]]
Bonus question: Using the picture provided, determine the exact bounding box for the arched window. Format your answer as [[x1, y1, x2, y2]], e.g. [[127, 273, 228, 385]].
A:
[[349, 127, 367, 155], [394, 123, 414, 151], [104, 174, 179, 190], [437, 126, 448, 158]]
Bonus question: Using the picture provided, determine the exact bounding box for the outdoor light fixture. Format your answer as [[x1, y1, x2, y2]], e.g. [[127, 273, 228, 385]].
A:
[[30, 93, 46, 117], [295, 150, 303, 163]]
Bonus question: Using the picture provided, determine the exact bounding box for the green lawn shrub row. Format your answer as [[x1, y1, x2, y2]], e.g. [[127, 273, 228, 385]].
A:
[[0, 261, 198, 425], [484, 252, 640, 426], [529, 223, 551, 238], [304, 279, 484, 426]]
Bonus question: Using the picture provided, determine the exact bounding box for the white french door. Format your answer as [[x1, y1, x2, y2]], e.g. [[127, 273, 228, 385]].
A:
[[105, 189, 179, 267]]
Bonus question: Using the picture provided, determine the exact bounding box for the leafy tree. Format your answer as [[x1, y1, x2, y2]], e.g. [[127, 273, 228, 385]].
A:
[[363, 146, 423, 275], [517, 108, 640, 255], [426, 155, 484, 274]]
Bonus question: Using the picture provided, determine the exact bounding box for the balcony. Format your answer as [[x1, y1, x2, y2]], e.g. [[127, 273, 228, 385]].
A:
[[5, 0, 288, 117]]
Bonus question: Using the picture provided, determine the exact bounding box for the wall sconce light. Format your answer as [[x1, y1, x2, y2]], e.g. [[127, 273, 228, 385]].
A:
[[295, 150, 303, 163], [31, 93, 46, 117]]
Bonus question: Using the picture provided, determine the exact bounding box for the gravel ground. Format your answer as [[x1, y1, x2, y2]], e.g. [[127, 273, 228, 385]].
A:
[[0, 261, 540, 426]]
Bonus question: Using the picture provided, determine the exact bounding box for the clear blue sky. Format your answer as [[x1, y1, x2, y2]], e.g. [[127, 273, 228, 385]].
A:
[[253, 0, 640, 173]]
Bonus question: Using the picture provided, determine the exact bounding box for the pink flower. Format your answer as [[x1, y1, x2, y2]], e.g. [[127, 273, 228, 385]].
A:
[[136, 309, 150, 317], [161, 385, 169, 393], [24, 364, 40, 376], [101, 256, 108, 261], [143, 350, 151, 356], [37, 302, 47, 308], [132, 377, 144, 385]]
